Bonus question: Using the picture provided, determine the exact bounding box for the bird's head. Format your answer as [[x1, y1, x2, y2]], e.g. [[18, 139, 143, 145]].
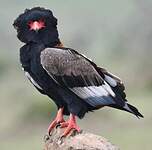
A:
[[13, 7, 61, 46]]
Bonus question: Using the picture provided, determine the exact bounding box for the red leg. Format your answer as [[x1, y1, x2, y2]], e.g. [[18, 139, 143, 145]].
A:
[[48, 107, 65, 134], [61, 114, 81, 137]]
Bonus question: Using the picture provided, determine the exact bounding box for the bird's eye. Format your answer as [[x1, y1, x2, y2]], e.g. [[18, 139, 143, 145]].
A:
[[15, 25, 19, 30], [13, 23, 19, 30]]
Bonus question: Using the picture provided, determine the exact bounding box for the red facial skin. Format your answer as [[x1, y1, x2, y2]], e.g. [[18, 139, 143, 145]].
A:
[[28, 20, 45, 31]]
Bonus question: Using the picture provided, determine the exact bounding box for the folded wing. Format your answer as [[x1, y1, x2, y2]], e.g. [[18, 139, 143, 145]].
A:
[[40, 48, 126, 108]]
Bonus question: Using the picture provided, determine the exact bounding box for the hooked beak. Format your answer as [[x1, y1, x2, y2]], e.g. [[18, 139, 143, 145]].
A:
[[28, 20, 45, 31]]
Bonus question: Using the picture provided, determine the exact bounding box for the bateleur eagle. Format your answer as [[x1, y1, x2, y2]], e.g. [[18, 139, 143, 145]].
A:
[[13, 7, 143, 137]]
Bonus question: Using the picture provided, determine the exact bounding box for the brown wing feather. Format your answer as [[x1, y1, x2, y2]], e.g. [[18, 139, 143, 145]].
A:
[[40, 47, 126, 107], [40, 48, 103, 87]]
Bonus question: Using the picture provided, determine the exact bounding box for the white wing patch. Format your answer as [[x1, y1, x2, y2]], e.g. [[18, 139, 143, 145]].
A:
[[71, 84, 116, 107], [71, 86, 109, 99], [102, 81, 115, 97], [25, 71, 43, 90], [104, 75, 117, 87]]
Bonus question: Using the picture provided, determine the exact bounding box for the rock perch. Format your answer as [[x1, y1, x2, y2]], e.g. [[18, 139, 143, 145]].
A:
[[43, 127, 119, 150]]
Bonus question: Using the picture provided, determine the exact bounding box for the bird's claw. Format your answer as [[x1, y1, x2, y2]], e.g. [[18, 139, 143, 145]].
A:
[[43, 134, 50, 142], [48, 130, 53, 136], [56, 122, 61, 128], [48, 108, 65, 134]]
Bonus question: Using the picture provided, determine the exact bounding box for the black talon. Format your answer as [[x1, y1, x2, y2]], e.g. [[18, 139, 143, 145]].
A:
[[43, 134, 50, 142], [48, 131, 52, 136], [56, 122, 61, 128], [59, 135, 65, 142], [70, 129, 77, 137]]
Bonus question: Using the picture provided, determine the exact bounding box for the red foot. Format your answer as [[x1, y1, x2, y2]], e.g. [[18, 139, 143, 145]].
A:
[[60, 121, 69, 128], [48, 108, 65, 134], [61, 114, 81, 137]]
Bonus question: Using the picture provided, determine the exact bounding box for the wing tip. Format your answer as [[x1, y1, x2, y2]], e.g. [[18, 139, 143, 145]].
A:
[[124, 103, 144, 118]]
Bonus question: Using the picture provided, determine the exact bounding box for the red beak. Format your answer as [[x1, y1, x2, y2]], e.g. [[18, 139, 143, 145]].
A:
[[28, 20, 45, 31]]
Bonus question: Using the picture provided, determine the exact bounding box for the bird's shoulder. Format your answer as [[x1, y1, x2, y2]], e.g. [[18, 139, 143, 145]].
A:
[[40, 47, 97, 76], [40, 47, 85, 63]]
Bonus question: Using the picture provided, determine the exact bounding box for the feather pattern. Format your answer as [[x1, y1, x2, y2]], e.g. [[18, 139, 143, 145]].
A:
[[97, 67, 127, 101], [71, 86, 115, 107], [25, 71, 43, 90], [40, 47, 125, 108]]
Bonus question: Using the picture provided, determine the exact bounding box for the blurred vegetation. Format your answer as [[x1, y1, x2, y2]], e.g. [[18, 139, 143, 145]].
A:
[[0, 0, 152, 150]]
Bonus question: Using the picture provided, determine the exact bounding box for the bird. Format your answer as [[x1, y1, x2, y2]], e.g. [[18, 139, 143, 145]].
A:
[[13, 7, 143, 137]]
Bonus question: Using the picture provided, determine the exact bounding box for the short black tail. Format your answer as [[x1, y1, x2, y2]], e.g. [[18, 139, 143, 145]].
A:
[[109, 103, 144, 118], [126, 103, 144, 118]]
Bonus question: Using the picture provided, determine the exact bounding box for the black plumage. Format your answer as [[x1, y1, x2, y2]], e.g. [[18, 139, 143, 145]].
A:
[[13, 7, 143, 136]]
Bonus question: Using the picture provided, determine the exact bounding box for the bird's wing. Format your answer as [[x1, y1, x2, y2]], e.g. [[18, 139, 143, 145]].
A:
[[40, 47, 125, 108], [96, 67, 127, 101], [74, 52, 127, 101]]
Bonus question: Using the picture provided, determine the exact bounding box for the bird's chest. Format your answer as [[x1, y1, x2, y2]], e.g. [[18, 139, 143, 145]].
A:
[[20, 45, 47, 90], [30, 56, 59, 93], [24, 70, 43, 90], [30, 53, 42, 75], [22, 54, 44, 90], [28, 55, 50, 88], [20, 44, 61, 95]]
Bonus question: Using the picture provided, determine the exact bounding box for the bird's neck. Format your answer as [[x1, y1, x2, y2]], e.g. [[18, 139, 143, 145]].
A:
[[43, 39, 64, 48], [28, 39, 64, 48]]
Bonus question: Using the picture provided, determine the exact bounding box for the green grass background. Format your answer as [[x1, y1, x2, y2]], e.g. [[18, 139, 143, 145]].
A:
[[0, 0, 152, 149]]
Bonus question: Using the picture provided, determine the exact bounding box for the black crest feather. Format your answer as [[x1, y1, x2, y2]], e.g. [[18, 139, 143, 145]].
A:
[[13, 7, 59, 45]]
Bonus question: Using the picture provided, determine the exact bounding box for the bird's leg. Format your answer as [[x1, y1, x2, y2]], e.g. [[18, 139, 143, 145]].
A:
[[61, 114, 81, 137], [48, 107, 65, 134]]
